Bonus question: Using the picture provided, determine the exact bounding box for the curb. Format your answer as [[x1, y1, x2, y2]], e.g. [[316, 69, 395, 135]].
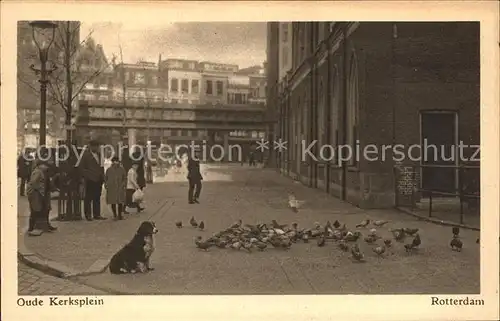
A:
[[18, 234, 111, 279], [396, 207, 480, 231]]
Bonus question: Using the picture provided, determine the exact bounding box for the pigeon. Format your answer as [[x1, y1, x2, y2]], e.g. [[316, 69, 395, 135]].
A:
[[195, 237, 211, 251], [255, 242, 268, 251], [338, 240, 349, 252], [190, 216, 198, 228], [198, 221, 205, 231], [450, 236, 463, 252], [356, 219, 370, 228], [368, 228, 378, 237], [175, 221, 182, 228], [288, 194, 299, 212], [403, 228, 419, 236], [351, 244, 365, 262], [364, 236, 377, 244], [452, 227, 460, 237], [230, 219, 242, 229], [391, 228, 406, 241], [372, 245, 386, 256], [373, 220, 389, 227], [291, 222, 298, 230], [317, 236, 326, 247], [302, 233, 309, 243], [333, 220, 341, 229], [272, 220, 287, 229], [383, 239, 392, 247], [411, 234, 421, 248]]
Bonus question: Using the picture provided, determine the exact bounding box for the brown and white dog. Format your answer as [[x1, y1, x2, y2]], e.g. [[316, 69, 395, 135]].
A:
[[109, 221, 158, 274]]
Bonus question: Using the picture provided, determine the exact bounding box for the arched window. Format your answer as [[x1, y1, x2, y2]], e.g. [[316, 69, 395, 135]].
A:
[[347, 53, 359, 166]]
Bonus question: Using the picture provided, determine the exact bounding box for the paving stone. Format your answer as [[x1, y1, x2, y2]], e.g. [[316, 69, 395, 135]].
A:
[[18, 261, 107, 295]]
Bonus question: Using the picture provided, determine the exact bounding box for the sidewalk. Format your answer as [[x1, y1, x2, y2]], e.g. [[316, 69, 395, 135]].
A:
[[19, 261, 108, 295], [20, 166, 481, 294]]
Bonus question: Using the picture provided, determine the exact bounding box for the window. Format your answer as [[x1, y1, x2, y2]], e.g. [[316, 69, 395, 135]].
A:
[[163, 111, 171, 119], [206, 80, 213, 95], [85, 94, 94, 100], [216, 81, 223, 96], [282, 47, 289, 68], [163, 129, 171, 136], [235, 93, 243, 104], [189, 62, 195, 69], [282, 25, 289, 42], [181, 79, 189, 93], [347, 56, 359, 166], [151, 75, 158, 86], [191, 80, 199, 93], [170, 78, 179, 92], [135, 72, 145, 84], [171, 99, 179, 104], [181, 129, 188, 137], [99, 95, 108, 101], [191, 99, 199, 105], [182, 99, 189, 104]]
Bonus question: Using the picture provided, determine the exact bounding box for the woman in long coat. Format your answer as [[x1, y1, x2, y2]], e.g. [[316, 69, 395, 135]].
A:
[[105, 157, 127, 220]]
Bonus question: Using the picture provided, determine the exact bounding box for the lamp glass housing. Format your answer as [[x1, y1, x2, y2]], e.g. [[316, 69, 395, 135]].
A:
[[29, 20, 57, 51]]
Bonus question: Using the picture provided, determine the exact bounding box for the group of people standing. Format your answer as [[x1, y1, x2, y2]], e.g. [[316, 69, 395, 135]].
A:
[[19, 141, 149, 236], [77, 140, 147, 221]]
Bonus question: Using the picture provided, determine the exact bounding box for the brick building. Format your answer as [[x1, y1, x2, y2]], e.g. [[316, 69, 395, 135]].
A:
[[267, 22, 480, 208]]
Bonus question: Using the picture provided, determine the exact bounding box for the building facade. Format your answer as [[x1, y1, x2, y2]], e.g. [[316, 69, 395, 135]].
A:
[[74, 57, 268, 161], [159, 59, 201, 104], [267, 22, 480, 209]]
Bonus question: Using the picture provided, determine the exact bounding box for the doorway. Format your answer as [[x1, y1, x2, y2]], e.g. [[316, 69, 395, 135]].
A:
[[420, 111, 458, 196]]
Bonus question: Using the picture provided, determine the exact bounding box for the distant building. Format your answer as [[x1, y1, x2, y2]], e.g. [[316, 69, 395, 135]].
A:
[[159, 58, 201, 104]]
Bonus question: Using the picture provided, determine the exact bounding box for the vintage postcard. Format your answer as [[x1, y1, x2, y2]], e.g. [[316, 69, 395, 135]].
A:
[[1, 1, 499, 320]]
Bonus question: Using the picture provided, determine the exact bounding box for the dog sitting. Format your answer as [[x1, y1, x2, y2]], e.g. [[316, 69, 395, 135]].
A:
[[109, 221, 158, 274]]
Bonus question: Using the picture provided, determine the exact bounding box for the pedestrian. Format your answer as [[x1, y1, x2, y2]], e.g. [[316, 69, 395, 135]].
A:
[[18, 150, 33, 196], [79, 140, 107, 221], [249, 150, 256, 167], [26, 158, 57, 235], [105, 157, 127, 220], [131, 147, 146, 190], [187, 150, 203, 204], [126, 162, 145, 212], [145, 159, 153, 184]]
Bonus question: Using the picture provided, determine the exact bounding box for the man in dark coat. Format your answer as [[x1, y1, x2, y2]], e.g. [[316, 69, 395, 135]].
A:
[[187, 149, 203, 204], [78, 140, 106, 221], [18, 150, 33, 196]]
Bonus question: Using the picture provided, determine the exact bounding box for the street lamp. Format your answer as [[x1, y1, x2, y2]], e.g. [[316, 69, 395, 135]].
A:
[[29, 20, 58, 147]]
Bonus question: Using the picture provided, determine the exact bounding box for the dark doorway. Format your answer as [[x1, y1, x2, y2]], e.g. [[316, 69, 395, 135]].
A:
[[420, 111, 457, 196]]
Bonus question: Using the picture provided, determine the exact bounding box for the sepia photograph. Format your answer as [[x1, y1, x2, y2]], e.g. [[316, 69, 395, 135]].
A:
[[2, 1, 499, 321]]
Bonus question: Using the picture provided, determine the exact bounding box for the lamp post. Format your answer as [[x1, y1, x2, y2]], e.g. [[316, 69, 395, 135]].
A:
[[29, 21, 58, 147]]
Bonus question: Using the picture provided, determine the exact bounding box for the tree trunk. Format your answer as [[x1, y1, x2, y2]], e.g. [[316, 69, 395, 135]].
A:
[[63, 21, 80, 220]]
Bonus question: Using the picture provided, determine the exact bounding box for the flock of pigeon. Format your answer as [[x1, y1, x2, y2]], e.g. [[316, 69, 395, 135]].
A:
[[173, 216, 469, 262]]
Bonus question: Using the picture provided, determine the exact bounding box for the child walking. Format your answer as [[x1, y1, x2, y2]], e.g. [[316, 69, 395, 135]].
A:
[[126, 162, 145, 213]]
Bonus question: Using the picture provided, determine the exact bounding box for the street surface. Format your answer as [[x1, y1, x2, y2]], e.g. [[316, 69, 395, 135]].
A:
[[21, 164, 480, 294], [18, 261, 107, 295]]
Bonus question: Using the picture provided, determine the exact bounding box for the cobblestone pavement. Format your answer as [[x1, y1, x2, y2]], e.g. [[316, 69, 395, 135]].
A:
[[21, 165, 481, 294], [18, 261, 107, 295]]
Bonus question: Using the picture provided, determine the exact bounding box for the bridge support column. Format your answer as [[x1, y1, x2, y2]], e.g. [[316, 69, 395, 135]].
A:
[[128, 128, 137, 148], [223, 132, 229, 162]]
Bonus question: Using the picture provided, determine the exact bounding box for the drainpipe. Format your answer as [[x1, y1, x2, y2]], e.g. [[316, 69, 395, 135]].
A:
[[341, 23, 348, 201]]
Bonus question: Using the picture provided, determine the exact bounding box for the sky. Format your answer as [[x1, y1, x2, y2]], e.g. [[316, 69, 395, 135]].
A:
[[80, 21, 267, 69]]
